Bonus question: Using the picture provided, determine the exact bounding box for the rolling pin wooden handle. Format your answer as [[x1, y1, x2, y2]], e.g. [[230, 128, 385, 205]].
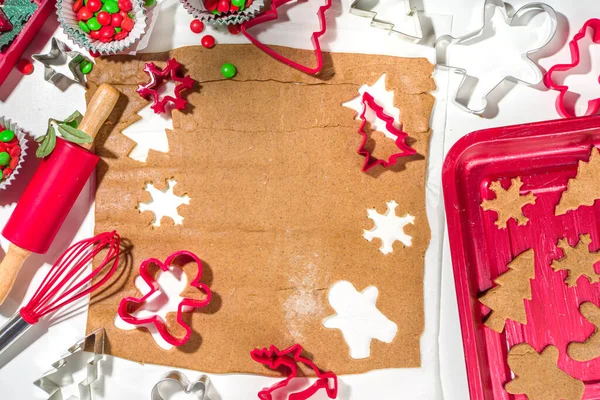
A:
[[79, 84, 120, 151], [0, 245, 32, 305]]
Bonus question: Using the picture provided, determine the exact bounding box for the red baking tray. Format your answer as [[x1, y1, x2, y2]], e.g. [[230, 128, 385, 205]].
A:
[[443, 116, 600, 400], [0, 0, 55, 87]]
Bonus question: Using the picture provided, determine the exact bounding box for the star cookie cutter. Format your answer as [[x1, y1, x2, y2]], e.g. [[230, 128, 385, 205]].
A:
[[350, 0, 422, 43], [357, 92, 416, 172], [241, 0, 332, 75], [136, 58, 195, 114], [151, 371, 212, 400], [34, 328, 105, 400], [251, 344, 338, 400], [435, 0, 557, 115], [32, 37, 91, 88], [544, 19, 600, 118], [117, 250, 212, 347]]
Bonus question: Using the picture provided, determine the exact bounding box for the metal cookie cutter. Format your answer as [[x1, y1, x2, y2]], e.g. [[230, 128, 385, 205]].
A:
[[32, 37, 91, 89], [544, 19, 600, 118], [435, 0, 557, 115], [151, 371, 212, 400], [34, 328, 105, 400], [350, 0, 422, 43], [118, 250, 212, 347], [251, 344, 338, 400]]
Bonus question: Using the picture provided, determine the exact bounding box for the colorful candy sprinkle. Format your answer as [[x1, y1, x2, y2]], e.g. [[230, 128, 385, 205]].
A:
[[16, 60, 33, 75], [201, 35, 215, 48], [190, 19, 204, 34], [0, 130, 15, 142], [79, 60, 94, 74], [74, 0, 134, 43], [221, 62, 236, 79], [0, 152, 10, 167]]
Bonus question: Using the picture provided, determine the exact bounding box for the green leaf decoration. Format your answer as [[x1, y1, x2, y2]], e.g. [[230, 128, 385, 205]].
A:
[[35, 136, 44, 143], [36, 126, 56, 158], [0, 0, 38, 52], [57, 124, 92, 144], [64, 110, 83, 125]]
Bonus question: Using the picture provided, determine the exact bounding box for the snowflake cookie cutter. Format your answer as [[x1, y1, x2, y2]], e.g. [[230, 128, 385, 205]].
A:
[[137, 58, 195, 114], [241, 0, 332, 75], [349, 0, 422, 43], [118, 251, 212, 347], [544, 19, 600, 119], [32, 37, 90, 89], [34, 328, 105, 400], [435, 0, 557, 115], [151, 371, 212, 400], [357, 92, 416, 172], [251, 344, 338, 400]]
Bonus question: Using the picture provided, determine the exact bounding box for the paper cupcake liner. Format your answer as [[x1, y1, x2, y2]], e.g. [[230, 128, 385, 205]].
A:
[[180, 0, 264, 25], [0, 118, 28, 192], [57, 0, 148, 55]]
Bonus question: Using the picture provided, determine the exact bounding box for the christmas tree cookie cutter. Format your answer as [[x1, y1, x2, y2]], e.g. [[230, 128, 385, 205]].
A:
[[241, 0, 332, 75], [32, 37, 91, 89], [151, 371, 212, 400], [136, 58, 195, 114], [435, 0, 557, 115], [251, 344, 338, 400], [34, 328, 105, 400], [117, 250, 212, 347], [544, 19, 600, 119], [349, 0, 422, 43], [357, 92, 415, 172]]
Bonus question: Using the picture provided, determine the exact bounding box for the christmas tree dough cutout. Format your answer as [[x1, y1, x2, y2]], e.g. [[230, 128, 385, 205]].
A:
[[552, 234, 600, 287], [479, 249, 535, 333], [138, 178, 190, 227], [556, 147, 600, 215], [481, 177, 536, 229], [568, 302, 600, 362], [505, 344, 584, 400]]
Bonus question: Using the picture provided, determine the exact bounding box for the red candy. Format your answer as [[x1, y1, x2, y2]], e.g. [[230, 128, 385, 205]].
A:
[[89, 50, 101, 57], [111, 13, 123, 27], [99, 25, 114, 37], [114, 30, 129, 40], [16, 59, 33, 75], [121, 17, 134, 31], [201, 35, 215, 48], [87, 0, 102, 12], [217, 0, 228, 13], [77, 6, 92, 21], [190, 19, 204, 34], [227, 24, 241, 35], [118, 0, 132, 11], [9, 157, 17, 169], [3, 168, 13, 179], [72, 0, 83, 12], [9, 146, 20, 158], [90, 30, 102, 39], [97, 11, 111, 25]]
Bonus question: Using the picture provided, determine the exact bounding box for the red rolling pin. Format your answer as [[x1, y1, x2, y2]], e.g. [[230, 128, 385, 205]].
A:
[[0, 84, 120, 305]]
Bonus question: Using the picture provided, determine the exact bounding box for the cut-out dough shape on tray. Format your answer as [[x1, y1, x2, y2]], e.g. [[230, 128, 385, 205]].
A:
[[556, 147, 600, 215], [481, 177, 536, 229], [138, 178, 190, 227], [322, 281, 398, 359], [505, 344, 584, 400], [568, 302, 600, 362], [363, 200, 414, 255], [479, 248, 535, 333], [552, 234, 600, 287]]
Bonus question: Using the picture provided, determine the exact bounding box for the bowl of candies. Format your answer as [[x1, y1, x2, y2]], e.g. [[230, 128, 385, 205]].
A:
[[57, 0, 147, 54], [180, 0, 264, 25], [0, 118, 27, 191]]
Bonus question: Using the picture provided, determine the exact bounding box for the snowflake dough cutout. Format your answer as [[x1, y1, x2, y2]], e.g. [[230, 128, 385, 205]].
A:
[[138, 179, 190, 227], [481, 177, 536, 229], [551, 234, 600, 287], [363, 200, 414, 254], [323, 281, 398, 359]]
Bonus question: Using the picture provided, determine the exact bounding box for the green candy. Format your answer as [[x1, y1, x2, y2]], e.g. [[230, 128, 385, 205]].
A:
[[102, 0, 119, 13], [79, 20, 91, 33], [212, 9, 219, 14], [114, 27, 122, 33], [0, 152, 10, 166], [87, 17, 101, 31], [221, 63, 237, 79], [144, 0, 155, 6], [232, 0, 244, 6], [79, 60, 93, 75], [0, 129, 15, 143]]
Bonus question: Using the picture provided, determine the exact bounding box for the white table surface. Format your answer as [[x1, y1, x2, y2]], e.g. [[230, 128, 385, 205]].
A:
[[0, 0, 596, 399]]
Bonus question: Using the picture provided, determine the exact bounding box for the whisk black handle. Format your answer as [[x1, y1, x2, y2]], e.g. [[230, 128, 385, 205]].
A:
[[0, 311, 32, 357]]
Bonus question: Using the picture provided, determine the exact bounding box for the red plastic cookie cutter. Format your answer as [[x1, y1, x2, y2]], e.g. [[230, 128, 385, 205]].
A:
[[250, 344, 338, 400], [241, 0, 332, 75], [358, 92, 416, 172], [544, 19, 600, 119], [136, 58, 195, 114], [118, 250, 212, 347]]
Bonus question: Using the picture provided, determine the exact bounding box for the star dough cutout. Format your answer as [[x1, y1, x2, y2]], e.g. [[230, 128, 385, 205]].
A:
[[136, 58, 195, 114], [551, 234, 600, 287], [481, 177, 536, 229]]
